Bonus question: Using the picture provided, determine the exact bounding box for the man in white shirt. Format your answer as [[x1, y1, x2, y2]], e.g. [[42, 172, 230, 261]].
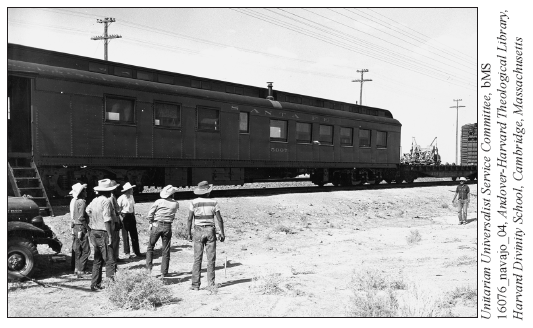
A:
[[118, 182, 142, 258]]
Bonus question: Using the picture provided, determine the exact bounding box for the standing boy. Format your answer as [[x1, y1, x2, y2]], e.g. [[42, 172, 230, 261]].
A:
[[118, 182, 142, 258], [69, 183, 91, 278]]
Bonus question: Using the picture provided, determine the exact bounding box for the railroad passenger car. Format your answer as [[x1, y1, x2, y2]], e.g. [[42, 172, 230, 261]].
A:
[[7, 44, 402, 199]]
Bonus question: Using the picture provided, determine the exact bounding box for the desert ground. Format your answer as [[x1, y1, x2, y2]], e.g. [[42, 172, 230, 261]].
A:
[[8, 184, 477, 317]]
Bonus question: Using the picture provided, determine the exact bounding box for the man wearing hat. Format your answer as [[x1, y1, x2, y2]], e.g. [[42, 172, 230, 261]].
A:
[[187, 181, 225, 290], [145, 185, 180, 277], [452, 177, 470, 225], [109, 181, 123, 262], [118, 182, 142, 258], [69, 182, 91, 277], [85, 179, 118, 290]]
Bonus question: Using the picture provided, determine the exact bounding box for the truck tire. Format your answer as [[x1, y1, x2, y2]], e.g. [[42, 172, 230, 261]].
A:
[[8, 237, 38, 279]]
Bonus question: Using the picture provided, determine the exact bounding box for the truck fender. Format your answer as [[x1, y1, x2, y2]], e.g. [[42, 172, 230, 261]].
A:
[[8, 221, 45, 237]]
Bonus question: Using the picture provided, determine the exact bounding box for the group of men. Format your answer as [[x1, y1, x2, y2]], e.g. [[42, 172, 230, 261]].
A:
[[69, 179, 225, 291]]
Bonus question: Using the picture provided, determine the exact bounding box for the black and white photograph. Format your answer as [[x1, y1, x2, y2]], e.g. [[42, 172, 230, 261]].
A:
[[4, 3, 530, 320]]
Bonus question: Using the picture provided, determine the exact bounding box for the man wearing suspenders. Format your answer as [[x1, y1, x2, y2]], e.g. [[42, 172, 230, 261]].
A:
[[187, 181, 226, 290]]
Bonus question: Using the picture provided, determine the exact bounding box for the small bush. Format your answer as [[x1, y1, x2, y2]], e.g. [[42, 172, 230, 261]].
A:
[[442, 203, 449, 209], [105, 269, 175, 310], [250, 272, 285, 295], [406, 230, 422, 245], [173, 219, 189, 240], [348, 289, 399, 317], [273, 225, 294, 234], [291, 267, 315, 275], [397, 284, 448, 317], [445, 255, 476, 267], [445, 285, 477, 307]]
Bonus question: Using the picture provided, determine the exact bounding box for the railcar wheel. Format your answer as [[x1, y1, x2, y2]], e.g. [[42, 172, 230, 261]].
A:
[[385, 179, 393, 184], [405, 178, 415, 184], [8, 238, 38, 279], [452, 177, 457, 181], [394, 179, 403, 184]]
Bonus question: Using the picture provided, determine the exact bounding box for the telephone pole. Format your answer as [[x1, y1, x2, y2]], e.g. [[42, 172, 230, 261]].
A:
[[352, 69, 372, 106], [450, 99, 465, 164], [91, 18, 122, 61]]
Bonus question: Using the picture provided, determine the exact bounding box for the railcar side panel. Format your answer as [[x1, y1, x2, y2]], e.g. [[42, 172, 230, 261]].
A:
[[220, 110, 239, 160], [270, 142, 289, 162], [153, 127, 182, 158], [196, 131, 221, 159], [71, 94, 104, 157], [249, 115, 270, 160], [296, 144, 313, 162], [136, 101, 155, 158], [34, 91, 72, 156], [181, 106, 196, 159], [103, 125, 137, 157]]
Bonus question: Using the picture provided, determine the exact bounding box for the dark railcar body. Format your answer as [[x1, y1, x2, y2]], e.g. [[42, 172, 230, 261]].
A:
[[8, 44, 401, 195]]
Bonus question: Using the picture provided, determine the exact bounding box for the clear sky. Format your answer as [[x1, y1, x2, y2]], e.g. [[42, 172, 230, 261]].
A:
[[7, 7, 477, 164]]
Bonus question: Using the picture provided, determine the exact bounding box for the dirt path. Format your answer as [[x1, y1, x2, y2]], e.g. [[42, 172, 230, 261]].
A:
[[8, 185, 477, 317]]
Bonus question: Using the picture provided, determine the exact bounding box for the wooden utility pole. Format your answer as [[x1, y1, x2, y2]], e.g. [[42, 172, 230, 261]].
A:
[[352, 69, 372, 106], [450, 99, 465, 164], [91, 18, 122, 61]]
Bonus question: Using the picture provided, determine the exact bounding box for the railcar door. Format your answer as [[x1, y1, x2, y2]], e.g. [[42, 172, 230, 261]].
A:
[[7, 76, 32, 154]]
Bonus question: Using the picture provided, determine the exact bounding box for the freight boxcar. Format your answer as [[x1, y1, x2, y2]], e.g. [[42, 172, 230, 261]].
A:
[[8, 43, 402, 204], [461, 123, 477, 165]]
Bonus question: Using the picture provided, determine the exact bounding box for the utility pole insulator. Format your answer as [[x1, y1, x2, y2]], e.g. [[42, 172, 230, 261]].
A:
[[91, 17, 122, 61], [352, 69, 372, 106]]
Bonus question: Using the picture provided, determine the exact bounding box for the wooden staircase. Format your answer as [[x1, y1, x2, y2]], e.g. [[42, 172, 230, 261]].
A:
[[8, 153, 54, 216]]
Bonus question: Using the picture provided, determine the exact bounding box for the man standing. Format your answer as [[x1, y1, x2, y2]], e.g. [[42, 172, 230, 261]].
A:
[[187, 181, 225, 290], [109, 181, 122, 262], [86, 179, 118, 291], [69, 183, 91, 278], [118, 182, 142, 258], [145, 185, 179, 277], [452, 177, 470, 225]]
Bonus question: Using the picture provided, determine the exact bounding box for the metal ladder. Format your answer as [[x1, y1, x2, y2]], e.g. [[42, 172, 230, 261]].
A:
[[8, 153, 54, 216]]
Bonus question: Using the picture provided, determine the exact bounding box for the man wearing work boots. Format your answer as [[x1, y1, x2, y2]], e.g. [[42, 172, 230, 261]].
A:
[[187, 181, 225, 290], [85, 179, 118, 291], [145, 185, 179, 278], [69, 182, 91, 278], [452, 177, 470, 225]]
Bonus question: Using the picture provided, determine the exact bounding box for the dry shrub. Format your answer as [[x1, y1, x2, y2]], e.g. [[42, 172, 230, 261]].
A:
[[250, 272, 285, 295], [396, 284, 449, 317], [105, 269, 175, 310], [445, 255, 476, 267], [273, 225, 294, 234], [173, 219, 189, 240], [406, 229, 422, 245], [445, 285, 477, 307], [347, 268, 400, 317]]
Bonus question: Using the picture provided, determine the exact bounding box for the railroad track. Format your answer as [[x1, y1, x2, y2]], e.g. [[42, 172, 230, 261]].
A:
[[49, 179, 476, 206]]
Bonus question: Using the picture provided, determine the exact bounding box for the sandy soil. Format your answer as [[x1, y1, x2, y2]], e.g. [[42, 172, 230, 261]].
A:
[[7, 184, 477, 317]]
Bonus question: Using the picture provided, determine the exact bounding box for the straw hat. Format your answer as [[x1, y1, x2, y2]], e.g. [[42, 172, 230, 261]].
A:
[[459, 177, 466, 182], [160, 185, 179, 198], [194, 181, 213, 195], [121, 182, 136, 192], [69, 183, 87, 198], [94, 179, 119, 191]]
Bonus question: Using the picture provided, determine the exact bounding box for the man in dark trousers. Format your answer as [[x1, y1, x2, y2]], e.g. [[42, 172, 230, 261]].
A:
[[69, 183, 91, 278], [452, 177, 470, 225], [145, 185, 179, 277], [187, 181, 225, 290], [118, 182, 142, 258], [86, 179, 118, 291]]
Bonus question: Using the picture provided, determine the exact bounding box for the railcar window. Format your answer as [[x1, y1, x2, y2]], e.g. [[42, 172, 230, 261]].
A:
[[340, 127, 353, 146], [154, 102, 181, 128], [191, 80, 201, 88], [296, 122, 312, 143], [105, 96, 135, 124], [239, 112, 249, 133], [377, 131, 388, 148], [197, 107, 219, 131], [234, 87, 243, 95], [359, 129, 371, 147], [270, 119, 288, 142], [318, 125, 333, 145]]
